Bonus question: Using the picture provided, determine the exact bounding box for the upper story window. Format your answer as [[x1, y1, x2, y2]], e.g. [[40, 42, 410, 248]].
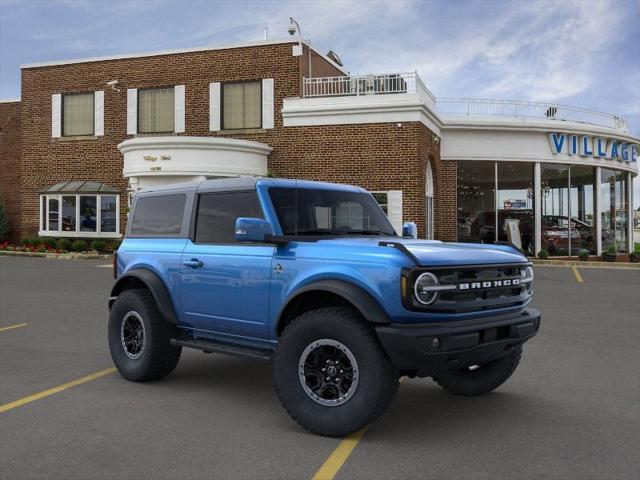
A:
[[222, 81, 261, 130], [52, 91, 103, 139], [62, 92, 94, 136], [195, 191, 263, 244], [138, 88, 175, 134]]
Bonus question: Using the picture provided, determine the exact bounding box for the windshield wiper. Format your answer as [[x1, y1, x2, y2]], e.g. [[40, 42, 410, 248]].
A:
[[339, 229, 390, 236]]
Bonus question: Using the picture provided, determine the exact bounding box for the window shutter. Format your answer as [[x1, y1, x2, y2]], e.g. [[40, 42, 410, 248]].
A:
[[262, 78, 274, 129], [209, 82, 221, 131], [174, 85, 185, 133], [94, 90, 104, 136], [127, 88, 137, 135], [386, 190, 403, 234], [51, 94, 61, 138]]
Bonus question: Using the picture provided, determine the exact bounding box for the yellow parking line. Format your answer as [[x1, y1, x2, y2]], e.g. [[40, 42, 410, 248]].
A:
[[0, 323, 28, 333], [311, 377, 406, 480], [312, 427, 369, 480], [571, 265, 584, 283], [0, 367, 116, 414]]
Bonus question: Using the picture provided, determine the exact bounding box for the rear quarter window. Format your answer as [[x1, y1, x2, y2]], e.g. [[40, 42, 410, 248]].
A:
[[129, 194, 186, 236]]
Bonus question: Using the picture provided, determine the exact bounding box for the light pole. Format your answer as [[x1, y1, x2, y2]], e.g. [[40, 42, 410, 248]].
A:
[[288, 17, 312, 78]]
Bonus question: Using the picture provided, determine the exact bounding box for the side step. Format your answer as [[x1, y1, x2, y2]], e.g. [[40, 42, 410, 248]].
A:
[[171, 336, 273, 363]]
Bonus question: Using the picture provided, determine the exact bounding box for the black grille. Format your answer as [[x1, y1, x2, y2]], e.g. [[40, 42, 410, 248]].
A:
[[405, 264, 532, 314]]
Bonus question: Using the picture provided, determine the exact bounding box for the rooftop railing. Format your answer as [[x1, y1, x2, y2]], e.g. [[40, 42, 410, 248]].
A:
[[303, 72, 436, 103], [436, 98, 628, 131], [301, 74, 627, 131]]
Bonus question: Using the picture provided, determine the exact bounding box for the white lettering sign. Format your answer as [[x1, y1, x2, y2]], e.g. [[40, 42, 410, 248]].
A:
[[548, 132, 638, 163]]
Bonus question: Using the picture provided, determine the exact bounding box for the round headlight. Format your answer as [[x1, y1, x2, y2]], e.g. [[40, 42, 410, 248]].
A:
[[414, 272, 439, 305]]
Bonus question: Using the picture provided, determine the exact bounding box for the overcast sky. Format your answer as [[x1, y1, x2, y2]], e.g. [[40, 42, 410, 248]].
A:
[[1, 0, 639, 204]]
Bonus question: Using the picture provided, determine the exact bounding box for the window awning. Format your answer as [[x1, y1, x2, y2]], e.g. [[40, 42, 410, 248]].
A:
[[41, 181, 120, 194]]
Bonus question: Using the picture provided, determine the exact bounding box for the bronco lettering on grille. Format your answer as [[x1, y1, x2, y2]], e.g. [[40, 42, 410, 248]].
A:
[[458, 278, 520, 290]]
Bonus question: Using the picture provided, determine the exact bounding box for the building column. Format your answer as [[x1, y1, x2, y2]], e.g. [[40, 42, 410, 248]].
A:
[[595, 166, 602, 256], [628, 171, 634, 253], [534, 162, 541, 256]]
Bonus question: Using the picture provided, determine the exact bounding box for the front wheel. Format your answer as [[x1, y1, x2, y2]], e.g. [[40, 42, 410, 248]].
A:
[[273, 307, 399, 437], [432, 345, 522, 396]]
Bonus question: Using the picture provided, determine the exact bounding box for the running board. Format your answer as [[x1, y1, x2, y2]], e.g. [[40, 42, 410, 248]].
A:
[[171, 336, 273, 363]]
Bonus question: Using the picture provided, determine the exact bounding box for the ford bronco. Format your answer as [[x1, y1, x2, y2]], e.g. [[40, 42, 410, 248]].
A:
[[108, 177, 540, 437]]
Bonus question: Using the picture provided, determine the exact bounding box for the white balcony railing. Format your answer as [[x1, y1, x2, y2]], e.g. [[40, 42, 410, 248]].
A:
[[436, 98, 628, 131], [302, 74, 628, 131], [303, 72, 436, 103]]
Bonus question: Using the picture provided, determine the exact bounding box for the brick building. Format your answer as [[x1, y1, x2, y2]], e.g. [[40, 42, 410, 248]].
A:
[[0, 38, 638, 255]]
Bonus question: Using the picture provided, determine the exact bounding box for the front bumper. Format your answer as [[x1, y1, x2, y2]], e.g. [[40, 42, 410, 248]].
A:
[[375, 308, 540, 377]]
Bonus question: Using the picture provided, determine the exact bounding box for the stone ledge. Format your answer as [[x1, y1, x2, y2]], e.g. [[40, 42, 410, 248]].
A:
[[531, 259, 640, 269], [0, 250, 112, 260]]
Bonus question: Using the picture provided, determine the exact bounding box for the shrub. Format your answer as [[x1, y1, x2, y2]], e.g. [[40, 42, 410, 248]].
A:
[[91, 240, 106, 252], [21, 237, 39, 247], [537, 249, 549, 260], [71, 240, 88, 252], [606, 244, 617, 255], [110, 239, 123, 251], [630, 252, 640, 263], [578, 251, 589, 261], [38, 237, 57, 249], [0, 197, 9, 241], [57, 238, 73, 251]]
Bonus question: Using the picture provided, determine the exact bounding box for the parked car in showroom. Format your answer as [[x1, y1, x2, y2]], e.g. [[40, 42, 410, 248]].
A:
[[108, 177, 540, 437]]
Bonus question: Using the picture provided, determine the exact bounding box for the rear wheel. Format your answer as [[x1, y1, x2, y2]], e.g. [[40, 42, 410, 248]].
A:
[[108, 289, 181, 382], [273, 307, 399, 437], [432, 346, 522, 396]]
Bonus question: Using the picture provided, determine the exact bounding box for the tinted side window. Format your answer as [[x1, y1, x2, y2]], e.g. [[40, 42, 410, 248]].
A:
[[195, 191, 263, 244], [130, 194, 186, 235]]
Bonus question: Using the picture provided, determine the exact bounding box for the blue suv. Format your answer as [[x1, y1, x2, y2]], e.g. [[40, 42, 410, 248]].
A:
[[109, 177, 540, 437]]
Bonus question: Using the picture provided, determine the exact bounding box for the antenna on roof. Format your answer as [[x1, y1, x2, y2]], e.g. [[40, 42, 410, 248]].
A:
[[264, 24, 268, 40]]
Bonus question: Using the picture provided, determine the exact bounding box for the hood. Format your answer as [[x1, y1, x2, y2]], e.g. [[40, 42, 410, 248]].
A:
[[315, 237, 527, 266]]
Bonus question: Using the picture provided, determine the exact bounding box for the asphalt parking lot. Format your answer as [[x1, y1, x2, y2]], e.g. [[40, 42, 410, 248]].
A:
[[1, 256, 639, 480]]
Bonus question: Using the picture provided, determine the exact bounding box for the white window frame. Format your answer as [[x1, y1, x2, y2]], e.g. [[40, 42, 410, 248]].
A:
[[39, 193, 121, 238], [60, 91, 98, 137], [371, 190, 403, 234]]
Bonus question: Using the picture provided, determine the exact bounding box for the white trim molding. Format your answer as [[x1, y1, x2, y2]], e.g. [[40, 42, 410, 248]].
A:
[[174, 85, 186, 133], [51, 94, 61, 138], [94, 90, 104, 136], [126, 89, 137, 135], [209, 82, 221, 131], [282, 93, 442, 136], [118, 136, 271, 181], [262, 78, 275, 129]]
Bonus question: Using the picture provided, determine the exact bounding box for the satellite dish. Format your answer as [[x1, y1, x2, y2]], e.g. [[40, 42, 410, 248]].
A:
[[326, 50, 343, 67]]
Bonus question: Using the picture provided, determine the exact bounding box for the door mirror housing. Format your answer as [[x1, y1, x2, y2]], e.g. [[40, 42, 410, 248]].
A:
[[402, 221, 418, 239], [235, 217, 274, 243]]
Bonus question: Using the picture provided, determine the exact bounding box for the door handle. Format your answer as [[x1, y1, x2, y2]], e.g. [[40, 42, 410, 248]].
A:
[[183, 258, 204, 268]]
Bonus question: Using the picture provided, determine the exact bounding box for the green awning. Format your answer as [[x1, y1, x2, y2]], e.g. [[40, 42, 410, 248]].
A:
[[41, 181, 119, 194]]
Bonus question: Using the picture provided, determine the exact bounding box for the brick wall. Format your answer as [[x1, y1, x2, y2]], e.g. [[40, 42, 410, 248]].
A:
[[0, 101, 22, 242], [418, 124, 456, 241], [14, 40, 449, 241]]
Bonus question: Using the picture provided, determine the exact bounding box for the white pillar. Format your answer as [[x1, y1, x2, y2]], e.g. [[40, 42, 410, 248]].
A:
[[534, 162, 541, 256], [595, 166, 602, 256], [628, 171, 634, 253]]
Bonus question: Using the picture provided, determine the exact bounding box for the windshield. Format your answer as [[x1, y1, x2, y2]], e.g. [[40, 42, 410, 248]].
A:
[[268, 187, 397, 236]]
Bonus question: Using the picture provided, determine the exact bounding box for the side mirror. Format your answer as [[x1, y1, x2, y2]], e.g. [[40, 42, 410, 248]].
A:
[[402, 221, 418, 239], [235, 217, 274, 243]]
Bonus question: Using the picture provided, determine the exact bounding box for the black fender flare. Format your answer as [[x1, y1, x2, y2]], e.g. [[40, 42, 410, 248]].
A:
[[109, 269, 178, 325], [276, 279, 391, 334]]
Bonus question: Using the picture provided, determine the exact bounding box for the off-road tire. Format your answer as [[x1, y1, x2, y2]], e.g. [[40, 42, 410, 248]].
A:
[[432, 345, 523, 396], [108, 289, 181, 382], [273, 306, 399, 437]]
